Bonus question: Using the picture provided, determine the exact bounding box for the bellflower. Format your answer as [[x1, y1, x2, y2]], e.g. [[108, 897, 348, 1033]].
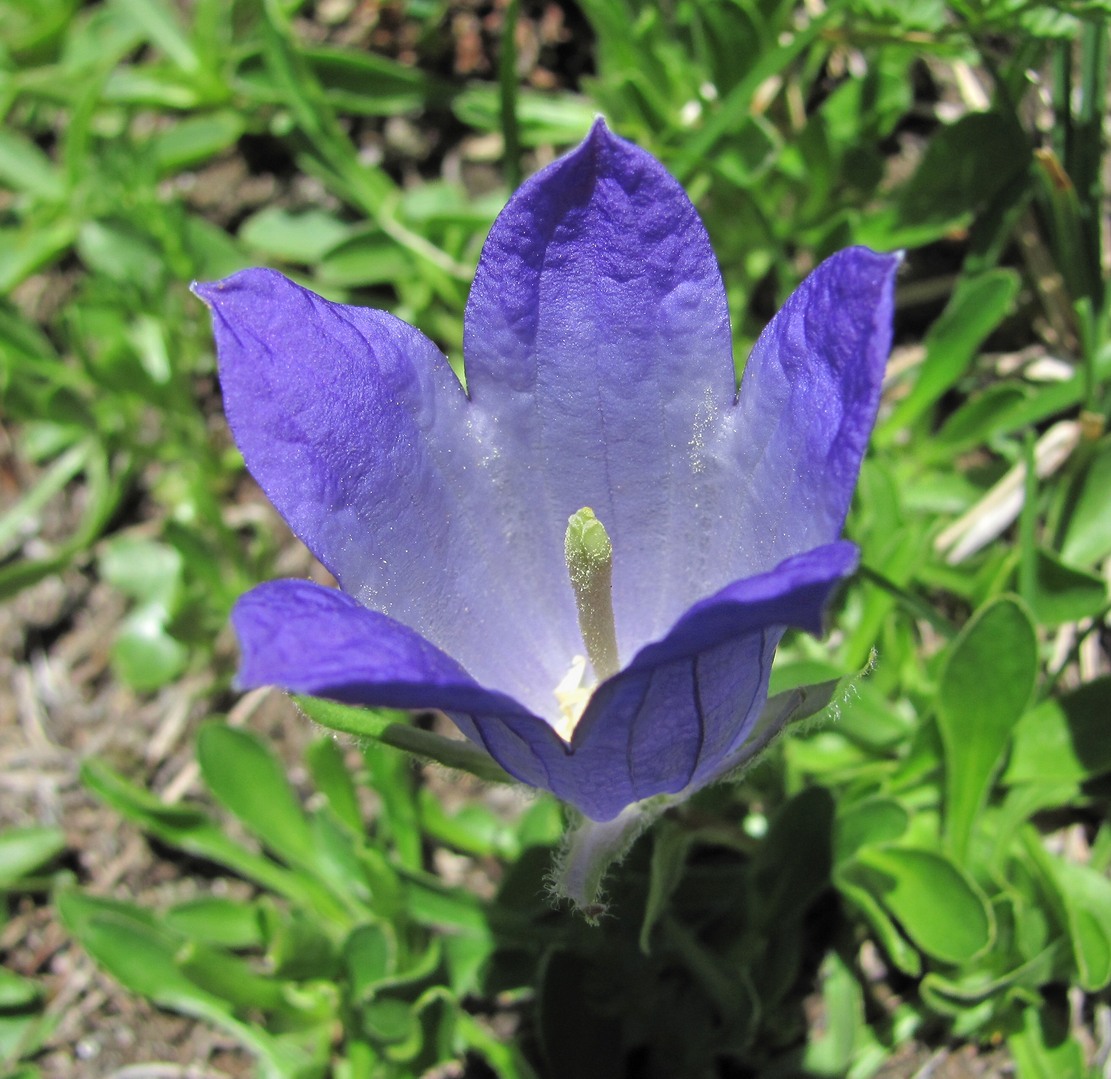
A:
[[195, 121, 896, 837]]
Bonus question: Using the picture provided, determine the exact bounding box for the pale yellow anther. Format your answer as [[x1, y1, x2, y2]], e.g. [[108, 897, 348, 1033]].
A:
[[553, 655, 591, 742]]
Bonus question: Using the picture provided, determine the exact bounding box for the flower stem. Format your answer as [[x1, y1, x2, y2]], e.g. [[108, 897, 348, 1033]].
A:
[[553, 801, 665, 921]]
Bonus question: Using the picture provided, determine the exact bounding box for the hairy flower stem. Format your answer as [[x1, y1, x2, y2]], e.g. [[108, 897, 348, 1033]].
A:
[[564, 507, 619, 681], [553, 800, 668, 920]]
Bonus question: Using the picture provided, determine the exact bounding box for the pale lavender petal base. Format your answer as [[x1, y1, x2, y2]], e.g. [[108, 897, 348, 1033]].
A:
[[463, 120, 738, 657]]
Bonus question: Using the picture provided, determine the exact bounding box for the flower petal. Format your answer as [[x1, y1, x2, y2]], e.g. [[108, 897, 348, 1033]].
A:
[[462, 118, 737, 658], [656, 541, 857, 791], [722, 247, 899, 576], [194, 269, 463, 600], [195, 269, 579, 717], [232, 579, 529, 717]]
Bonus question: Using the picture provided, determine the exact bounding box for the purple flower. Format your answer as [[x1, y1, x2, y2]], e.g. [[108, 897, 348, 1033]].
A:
[[194, 121, 897, 824]]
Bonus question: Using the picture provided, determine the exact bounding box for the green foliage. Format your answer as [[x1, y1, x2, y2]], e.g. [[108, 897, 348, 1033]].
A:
[[2, 0, 1110, 1074], [67, 726, 557, 1078], [0, 827, 65, 1076]]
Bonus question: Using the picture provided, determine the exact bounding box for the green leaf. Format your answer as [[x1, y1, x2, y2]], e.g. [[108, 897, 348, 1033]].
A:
[[196, 724, 316, 869], [803, 952, 866, 1076], [0, 0, 80, 58], [936, 596, 1037, 864], [362, 995, 416, 1047], [753, 787, 834, 925], [1026, 548, 1107, 626], [399, 869, 488, 934], [0, 131, 65, 202], [879, 269, 1020, 439], [1060, 435, 1111, 566], [57, 889, 329, 1077], [639, 820, 694, 954], [849, 847, 994, 964], [176, 941, 292, 1012], [0, 442, 120, 603], [452, 87, 597, 146], [858, 110, 1029, 248], [76, 219, 165, 288], [57, 889, 223, 1008], [295, 696, 514, 786], [304, 737, 363, 834], [0, 969, 42, 1010], [261, 903, 341, 982], [345, 923, 396, 1000], [110, 0, 201, 74], [0, 827, 65, 888], [99, 541, 175, 609], [833, 798, 909, 866], [238, 43, 451, 117], [919, 942, 1059, 1017], [164, 898, 265, 950], [1027, 836, 1111, 991], [1009, 1005, 1091, 1079], [150, 111, 246, 173], [1005, 677, 1111, 786], [111, 608, 189, 690], [239, 207, 350, 265], [933, 382, 1031, 454], [316, 232, 414, 287], [0, 219, 80, 294], [305, 44, 451, 115], [417, 789, 518, 859], [0, 969, 56, 1065], [80, 758, 345, 921], [300, 808, 376, 912]]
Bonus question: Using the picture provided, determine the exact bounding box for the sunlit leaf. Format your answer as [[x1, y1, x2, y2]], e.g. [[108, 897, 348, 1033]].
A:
[[936, 597, 1037, 864]]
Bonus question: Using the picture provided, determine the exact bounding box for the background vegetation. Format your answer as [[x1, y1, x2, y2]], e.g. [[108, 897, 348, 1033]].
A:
[[1, 0, 1109, 1075]]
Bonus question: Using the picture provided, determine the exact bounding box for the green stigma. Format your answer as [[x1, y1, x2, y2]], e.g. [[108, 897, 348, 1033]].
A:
[[564, 507, 619, 682]]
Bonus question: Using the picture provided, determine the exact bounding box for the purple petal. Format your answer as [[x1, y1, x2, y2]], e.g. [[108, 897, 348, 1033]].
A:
[[193, 269, 462, 598], [721, 247, 899, 576], [194, 269, 579, 717], [233, 579, 573, 798], [462, 118, 738, 656], [627, 541, 858, 670], [232, 580, 528, 717]]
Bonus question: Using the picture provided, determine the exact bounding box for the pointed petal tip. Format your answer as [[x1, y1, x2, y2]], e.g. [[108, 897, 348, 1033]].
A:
[[837, 244, 902, 276], [567, 115, 643, 173], [190, 275, 238, 311], [820, 245, 901, 318], [192, 268, 293, 310], [585, 114, 615, 145]]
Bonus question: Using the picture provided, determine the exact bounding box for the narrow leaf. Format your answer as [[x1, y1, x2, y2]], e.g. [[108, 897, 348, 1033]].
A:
[[936, 597, 1037, 864], [196, 724, 316, 869]]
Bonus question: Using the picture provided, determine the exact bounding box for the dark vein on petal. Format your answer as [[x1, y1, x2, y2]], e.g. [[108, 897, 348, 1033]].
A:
[[686, 653, 707, 790], [623, 672, 658, 802]]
